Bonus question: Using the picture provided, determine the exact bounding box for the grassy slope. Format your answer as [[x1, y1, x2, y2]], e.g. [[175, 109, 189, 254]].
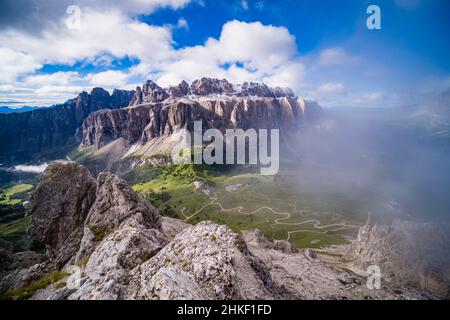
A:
[[0, 216, 29, 250], [0, 184, 34, 251], [0, 184, 33, 205]]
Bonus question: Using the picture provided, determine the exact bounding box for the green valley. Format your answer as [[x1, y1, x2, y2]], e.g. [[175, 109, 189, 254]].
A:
[[0, 184, 34, 251], [131, 163, 367, 249], [0, 184, 33, 205]]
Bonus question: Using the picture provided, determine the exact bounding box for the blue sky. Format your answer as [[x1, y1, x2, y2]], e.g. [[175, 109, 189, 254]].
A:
[[0, 0, 449, 107]]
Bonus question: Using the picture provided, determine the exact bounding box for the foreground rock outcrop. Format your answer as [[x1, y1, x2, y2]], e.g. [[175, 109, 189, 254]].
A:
[[126, 222, 280, 300], [74, 171, 164, 267], [28, 162, 97, 267], [2, 162, 447, 300]]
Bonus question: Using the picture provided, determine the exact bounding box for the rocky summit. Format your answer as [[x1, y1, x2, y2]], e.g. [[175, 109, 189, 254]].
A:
[[1, 161, 447, 300], [128, 78, 296, 106]]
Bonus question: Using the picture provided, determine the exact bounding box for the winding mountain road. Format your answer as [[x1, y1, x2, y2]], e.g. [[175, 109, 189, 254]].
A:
[[181, 184, 361, 242]]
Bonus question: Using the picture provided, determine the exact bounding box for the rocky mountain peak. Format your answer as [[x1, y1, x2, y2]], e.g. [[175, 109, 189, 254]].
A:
[[111, 89, 136, 107], [273, 86, 295, 98], [142, 80, 169, 103], [130, 80, 169, 106], [128, 78, 298, 106], [91, 87, 110, 96], [241, 82, 273, 97], [167, 80, 190, 97], [190, 77, 235, 96]]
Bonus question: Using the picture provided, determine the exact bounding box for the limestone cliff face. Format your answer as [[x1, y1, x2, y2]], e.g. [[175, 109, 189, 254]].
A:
[[0, 88, 134, 162], [82, 90, 322, 157], [78, 79, 323, 173], [81, 106, 153, 150]]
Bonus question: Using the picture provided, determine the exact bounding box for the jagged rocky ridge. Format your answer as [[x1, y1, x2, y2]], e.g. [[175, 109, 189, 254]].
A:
[[0, 88, 134, 163], [129, 78, 296, 105], [1, 161, 448, 300], [79, 78, 322, 172]]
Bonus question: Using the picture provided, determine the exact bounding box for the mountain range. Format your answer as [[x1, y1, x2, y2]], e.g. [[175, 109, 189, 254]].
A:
[[0, 106, 44, 114], [0, 78, 322, 166], [0, 88, 134, 163]]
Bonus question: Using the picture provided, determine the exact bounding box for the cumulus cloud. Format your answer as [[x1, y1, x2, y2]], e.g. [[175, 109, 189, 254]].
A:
[[177, 17, 189, 29], [35, 86, 86, 96], [0, 0, 193, 33], [0, 7, 174, 104], [156, 20, 303, 92], [0, 4, 305, 105], [0, 48, 41, 83], [24, 72, 82, 86], [87, 70, 129, 87], [0, 9, 174, 67], [13, 163, 48, 174]]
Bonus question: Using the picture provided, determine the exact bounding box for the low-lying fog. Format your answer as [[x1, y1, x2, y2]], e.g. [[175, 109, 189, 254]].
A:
[[292, 106, 450, 223]]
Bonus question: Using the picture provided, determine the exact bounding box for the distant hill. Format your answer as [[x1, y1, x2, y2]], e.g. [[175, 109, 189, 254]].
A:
[[0, 106, 43, 113]]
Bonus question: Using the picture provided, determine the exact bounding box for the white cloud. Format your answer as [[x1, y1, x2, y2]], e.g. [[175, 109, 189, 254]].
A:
[[13, 163, 49, 174], [241, 0, 249, 10], [87, 70, 129, 87], [35, 86, 86, 96], [24, 71, 81, 86], [157, 20, 303, 92], [0, 48, 41, 83], [177, 17, 189, 29], [0, 85, 18, 92], [0, 8, 174, 73], [263, 62, 305, 91], [213, 20, 297, 69], [0, 10, 304, 104]]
